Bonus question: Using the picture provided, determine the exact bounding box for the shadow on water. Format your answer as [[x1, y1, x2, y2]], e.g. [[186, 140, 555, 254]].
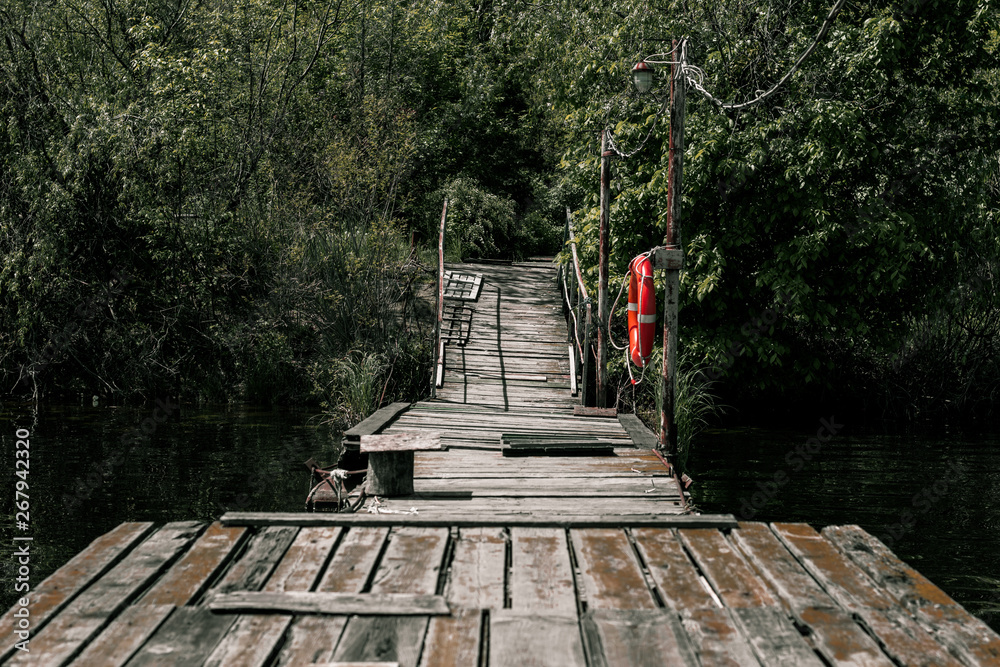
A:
[[688, 424, 1000, 632], [0, 403, 340, 614]]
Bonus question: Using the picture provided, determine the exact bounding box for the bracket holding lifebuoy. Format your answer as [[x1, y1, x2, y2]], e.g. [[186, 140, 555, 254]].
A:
[[627, 254, 656, 368]]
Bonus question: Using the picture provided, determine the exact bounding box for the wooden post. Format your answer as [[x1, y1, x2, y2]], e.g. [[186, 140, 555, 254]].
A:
[[597, 130, 612, 408], [362, 432, 442, 497], [431, 200, 448, 398], [659, 40, 686, 457]]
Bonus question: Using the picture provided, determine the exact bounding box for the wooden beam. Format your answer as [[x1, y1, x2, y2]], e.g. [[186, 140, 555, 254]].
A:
[[208, 592, 450, 616], [221, 512, 739, 529], [344, 402, 412, 443]]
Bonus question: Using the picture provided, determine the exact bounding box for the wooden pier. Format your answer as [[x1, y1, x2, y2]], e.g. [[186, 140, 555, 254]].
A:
[[5, 514, 1000, 665], [7, 259, 1000, 665]]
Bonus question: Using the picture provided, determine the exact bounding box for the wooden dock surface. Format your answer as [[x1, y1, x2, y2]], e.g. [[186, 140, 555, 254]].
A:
[[332, 259, 686, 515], [6, 514, 1000, 666]]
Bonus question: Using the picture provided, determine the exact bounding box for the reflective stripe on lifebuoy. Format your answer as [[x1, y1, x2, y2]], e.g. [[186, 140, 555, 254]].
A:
[[627, 254, 656, 367]]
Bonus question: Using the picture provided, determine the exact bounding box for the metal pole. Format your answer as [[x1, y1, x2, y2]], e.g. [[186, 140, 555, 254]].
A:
[[659, 39, 686, 457], [598, 130, 613, 408]]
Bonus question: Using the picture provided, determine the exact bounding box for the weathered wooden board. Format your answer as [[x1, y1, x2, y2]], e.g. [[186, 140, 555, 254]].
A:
[[570, 528, 656, 610], [202, 613, 292, 667], [265, 526, 344, 593], [274, 615, 349, 665], [8, 521, 202, 666], [617, 414, 659, 448], [118, 605, 236, 667], [446, 527, 506, 609], [69, 604, 175, 666], [211, 525, 299, 595], [730, 522, 892, 666], [679, 528, 778, 609], [631, 528, 719, 612], [209, 591, 450, 615], [139, 521, 246, 606], [418, 608, 482, 667], [730, 606, 826, 666], [330, 527, 448, 667], [344, 402, 412, 442], [222, 512, 735, 529], [0, 522, 155, 662], [361, 432, 443, 453], [510, 527, 577, 613], [772, 523, 963, 667], [678, 606, 762, 666], [316, 527, 389, 593], [823, 524, 1000, 666], [489, 611, 587, 667], [581, 609, 700, 667]]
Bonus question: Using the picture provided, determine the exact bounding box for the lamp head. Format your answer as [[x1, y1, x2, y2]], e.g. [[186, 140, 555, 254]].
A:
[[631, 61, 654, 94]]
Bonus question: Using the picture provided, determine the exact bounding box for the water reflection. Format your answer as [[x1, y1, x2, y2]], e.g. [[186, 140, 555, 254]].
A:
[[0, 404, 340, 613], [689, 427, 1000, 632]]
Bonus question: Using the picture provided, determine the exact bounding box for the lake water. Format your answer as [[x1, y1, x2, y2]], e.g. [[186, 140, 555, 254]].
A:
[[3, 404, 999, 633]]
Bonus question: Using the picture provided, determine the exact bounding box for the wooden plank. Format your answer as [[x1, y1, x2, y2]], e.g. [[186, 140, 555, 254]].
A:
[[344, 402, 412, 441], [202, 614, 292, 667], [772, 523, 963, 667], [69, 604, 175, 667], [490, 611, 586, 666], [139, 521, 246, 606], [679, 528, 778, 609], [730, 522, 893, 666], [265, 526, 344, 593], [618, 414, 660, 448], [446, 527, 506, 609], [574, 406, 617, 417], [222, 512, 736, 529], [570, 529, 656, 610], [730, 607, 826, 666], [124, 607, 236, 667], [209, 591, 449, 615], [274, 616, 349, 665], [330, 527, 449, 667], [330, 617, 429, 667], [510, 527, 577, 613], [418, 609, 482, 667], [581, 609, 699, 667], [361, 432, 443, 453], [823, 524, 1000, 666], [8, 521, 202, 666], [631, 528, 719, 612], [679, 607, 762, 666], [316, 527, 390, 593], [211, 525, 299, 595], [502, 443, 615, 456], [0, 522, 154, 661]]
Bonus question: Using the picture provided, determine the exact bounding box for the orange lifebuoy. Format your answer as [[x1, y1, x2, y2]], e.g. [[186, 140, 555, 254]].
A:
[[627, 254, 656, 368]]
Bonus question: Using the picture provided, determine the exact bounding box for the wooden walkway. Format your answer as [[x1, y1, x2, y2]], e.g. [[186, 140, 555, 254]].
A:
[[10, 259, 1000, 664], [332, 259, 687, 515], [6, 514, 1000, 665]]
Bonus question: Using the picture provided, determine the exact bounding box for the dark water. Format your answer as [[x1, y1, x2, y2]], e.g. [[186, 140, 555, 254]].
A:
[[3, 405, 1000, 635], [0, 403, 340, 614], [688, 423, 1000, 632]]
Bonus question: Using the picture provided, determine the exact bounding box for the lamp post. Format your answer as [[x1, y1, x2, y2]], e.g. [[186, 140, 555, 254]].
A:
[[627, 41, 687, 461]]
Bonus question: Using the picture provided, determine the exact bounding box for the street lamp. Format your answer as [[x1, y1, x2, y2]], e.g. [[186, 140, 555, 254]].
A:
[[631, 61, 654, 94]]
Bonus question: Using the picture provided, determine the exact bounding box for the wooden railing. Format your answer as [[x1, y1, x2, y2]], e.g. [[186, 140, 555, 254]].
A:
[[559, 208, 594, 406]]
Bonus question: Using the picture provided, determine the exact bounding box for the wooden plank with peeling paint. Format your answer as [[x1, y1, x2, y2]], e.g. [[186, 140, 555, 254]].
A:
[[510, 527, 577, 614], [139, 521, 246, 606], [570, 528, 656, 610]]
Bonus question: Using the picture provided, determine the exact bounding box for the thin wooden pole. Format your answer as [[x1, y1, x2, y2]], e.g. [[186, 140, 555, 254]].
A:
[[598, 130, 612, 408], [659, 40, 686, 457], [431, 199, 448, 398]]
